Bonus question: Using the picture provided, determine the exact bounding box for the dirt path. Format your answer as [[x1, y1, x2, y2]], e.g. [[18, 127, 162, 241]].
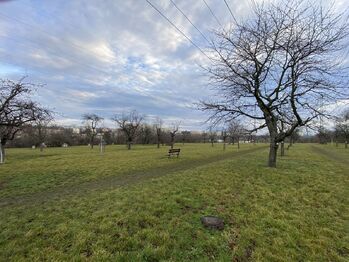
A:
[[0, 146, 267, 208], [311, 145, 349, 165]]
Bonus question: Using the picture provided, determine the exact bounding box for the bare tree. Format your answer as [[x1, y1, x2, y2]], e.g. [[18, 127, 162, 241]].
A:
[[181, 130, 191, 145], [335, 109, 349, 148], [208, 128, 216, 147], [202, 131, 207, 143], [34, 117, 53, 152], [82, 113, 103, 149], [169, 121, 180, 149], [228, 120, 245, 149], [113, 111, 144, 150], [0, 78, 51, 163], [221, 128, 229, 151], [154, 117, 163, 148], [139, 124, 153, 144], [201, 0, 349, 167]]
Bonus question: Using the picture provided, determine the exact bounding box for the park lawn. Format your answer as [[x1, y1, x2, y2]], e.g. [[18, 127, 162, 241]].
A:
[[0, 144, 348, 261], [0, 143, 256, 199]]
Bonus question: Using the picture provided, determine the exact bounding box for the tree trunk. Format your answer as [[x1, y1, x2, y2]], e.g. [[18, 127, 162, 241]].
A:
[[127, 142, 131, 150], [0, 143, 4, 164], [268, 140, 278, 168], [237, 139, 240, 149], [345, 141, 348, 149], [157, 135, 160, 148], [171, 136, 174, 149], [0, 139, 6, 164], [280, 141, 285, 156], [223, 142, 226, 151]]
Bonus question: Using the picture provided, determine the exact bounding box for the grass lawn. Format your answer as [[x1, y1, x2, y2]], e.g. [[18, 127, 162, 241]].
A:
[[0, 143, 348, 261]]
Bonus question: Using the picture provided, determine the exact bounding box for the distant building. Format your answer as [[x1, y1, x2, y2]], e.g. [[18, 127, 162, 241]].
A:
[[72, 128, 80, 134]]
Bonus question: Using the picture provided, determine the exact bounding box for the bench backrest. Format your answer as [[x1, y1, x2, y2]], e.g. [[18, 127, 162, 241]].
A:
[[169, 148, 180, 153]]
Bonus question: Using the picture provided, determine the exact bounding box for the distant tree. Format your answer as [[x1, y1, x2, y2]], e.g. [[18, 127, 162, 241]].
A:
[[228, 120, 245, 149], [103, 129, 116, 145], [181, 130, 191, 144], [0, 78, 51, 163], [201, 0, 349, 167], [34, 117, 53, 152], [221, 128, 229, 151], [139, 124, 153, 144], [202, 131, 207, 143], [169, 121, 180, 149], [316, 127, 331, 144], [208, 128, 216, 147], [335, 109, 349, 148], [82, 113, 103, 149], [113, 111, 144, 150], [154, 117, 163, 148]]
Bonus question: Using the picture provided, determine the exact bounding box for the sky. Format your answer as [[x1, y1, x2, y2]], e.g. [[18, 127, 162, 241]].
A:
[[0, 0, 348, 131]]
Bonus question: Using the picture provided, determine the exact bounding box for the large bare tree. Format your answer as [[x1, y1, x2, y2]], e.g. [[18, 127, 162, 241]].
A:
[[82, 113, 103, 149], [113, 111, 144, 150], [202, 0, 349, 167], [0, 78, 51, 163]]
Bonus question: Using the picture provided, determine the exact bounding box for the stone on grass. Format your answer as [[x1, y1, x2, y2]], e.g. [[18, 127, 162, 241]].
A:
[[201, 216, 224, 230]]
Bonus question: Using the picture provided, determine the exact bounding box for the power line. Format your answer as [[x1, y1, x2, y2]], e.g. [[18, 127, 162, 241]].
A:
[[145, 0, 212, 61], [202, 0, 223, 29], [169, 0, 210, 44], [223, 0, 238, 24]]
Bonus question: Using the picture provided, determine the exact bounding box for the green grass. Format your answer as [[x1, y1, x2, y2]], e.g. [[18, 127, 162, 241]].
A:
[[0, 143, 348, 261]]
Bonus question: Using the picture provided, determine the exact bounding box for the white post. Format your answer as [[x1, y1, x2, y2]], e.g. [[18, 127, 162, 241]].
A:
[[99, 134, 104, 155], [100, 135, 102, 155]]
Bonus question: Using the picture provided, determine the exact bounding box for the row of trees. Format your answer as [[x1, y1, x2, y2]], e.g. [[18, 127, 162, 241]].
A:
[[81, 111, 251, 150], [9, 122, 256, 149], [316, 110, 349, 146]]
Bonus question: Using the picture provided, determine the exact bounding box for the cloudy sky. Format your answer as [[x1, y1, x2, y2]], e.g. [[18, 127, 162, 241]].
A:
[[0, 0, 348, 130]]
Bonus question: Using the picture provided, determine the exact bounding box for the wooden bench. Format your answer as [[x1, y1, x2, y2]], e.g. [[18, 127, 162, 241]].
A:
[[167, 148, 180, 158]]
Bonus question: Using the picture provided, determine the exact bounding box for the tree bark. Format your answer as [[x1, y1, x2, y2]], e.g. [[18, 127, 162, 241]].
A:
[[268, 140, 278, 168], [157, 134, 160, 148], [0, 141, 5, 164], [170, 135, 174, 149]]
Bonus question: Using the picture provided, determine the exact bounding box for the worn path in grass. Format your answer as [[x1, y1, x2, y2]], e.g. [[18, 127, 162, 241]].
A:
[[0, 145, 267, 208], [311, 145, 349, 165]]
